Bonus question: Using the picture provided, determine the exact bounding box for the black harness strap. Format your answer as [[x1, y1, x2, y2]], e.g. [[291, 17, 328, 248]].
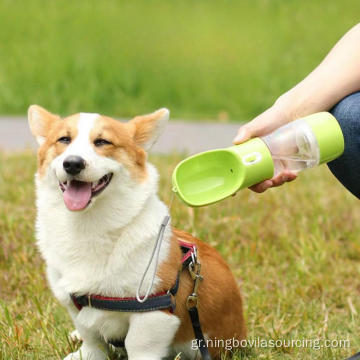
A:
[[71, 271, 179, 313], [181, 241, 212, 360], [71, 291, 174, 313], [188, 307, 212, 360]]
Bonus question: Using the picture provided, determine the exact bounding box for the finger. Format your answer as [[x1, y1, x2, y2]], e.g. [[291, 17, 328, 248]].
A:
[[233, 106, 290, 145], [232, 115, 273, 145], [249, 171, 297, 193], [271, 175, 287, 187], [233, 126, 252, 144], [271, 171, 297, 187], [249, 180, 273, 193], [278, 170, 297, 182], [284, 172, 297, 182]]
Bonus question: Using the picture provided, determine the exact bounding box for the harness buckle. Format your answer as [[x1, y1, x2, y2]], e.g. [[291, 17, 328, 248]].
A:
[[186, 248, 203, 310], [189, 262, 201, 279], [188, 262, 203, 295]]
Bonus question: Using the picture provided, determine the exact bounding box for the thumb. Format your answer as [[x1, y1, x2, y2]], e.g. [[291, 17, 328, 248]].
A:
[[232, 105, 280, 144], [232, 125, 253, 144]]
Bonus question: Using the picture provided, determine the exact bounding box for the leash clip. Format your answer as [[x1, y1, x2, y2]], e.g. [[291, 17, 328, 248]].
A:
[[186, 294, 198, 309], [191, 246, 198, 265], [189, 263, 203, 293], [186, 248, 203, 310]]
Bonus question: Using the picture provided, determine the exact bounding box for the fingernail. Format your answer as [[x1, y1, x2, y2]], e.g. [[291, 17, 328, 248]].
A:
[[233, 129, 246, 143]]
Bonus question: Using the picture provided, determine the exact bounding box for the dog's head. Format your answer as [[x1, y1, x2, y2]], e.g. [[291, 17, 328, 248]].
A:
[[28, 105, 168, 212]]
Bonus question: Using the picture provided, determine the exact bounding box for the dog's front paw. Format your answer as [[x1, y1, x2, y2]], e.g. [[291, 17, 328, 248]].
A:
[[69, 329, 82, 342], [63, 351, 82, 360], [63, 348, 107, 360]]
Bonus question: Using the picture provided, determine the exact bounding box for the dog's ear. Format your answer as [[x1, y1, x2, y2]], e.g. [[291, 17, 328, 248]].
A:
[[28, 105, 60, 146], [129, 108, 169, 151]]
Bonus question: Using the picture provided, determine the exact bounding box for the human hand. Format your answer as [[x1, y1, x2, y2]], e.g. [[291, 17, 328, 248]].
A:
[[233, 101, 297, 193]]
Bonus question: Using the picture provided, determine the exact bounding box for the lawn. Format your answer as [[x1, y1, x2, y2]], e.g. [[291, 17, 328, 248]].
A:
[[0, 151, 360, 359], [0, 0, 359, 120]]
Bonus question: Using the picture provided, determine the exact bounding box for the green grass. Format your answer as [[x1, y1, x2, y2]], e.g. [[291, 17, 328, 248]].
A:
[[1, 151, 360, 359], [0, 0, 359, 120]]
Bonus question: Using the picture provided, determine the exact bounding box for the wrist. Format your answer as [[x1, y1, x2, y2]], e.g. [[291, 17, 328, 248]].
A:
[[274, 83, 328, 120], [272, 91, 299, 122]]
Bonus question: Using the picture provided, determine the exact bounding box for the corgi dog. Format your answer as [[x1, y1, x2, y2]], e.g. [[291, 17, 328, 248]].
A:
[[28, 105, 246, 360]]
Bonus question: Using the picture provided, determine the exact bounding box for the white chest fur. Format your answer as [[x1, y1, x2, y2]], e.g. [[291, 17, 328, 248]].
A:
[[35, 165, 172, 345]]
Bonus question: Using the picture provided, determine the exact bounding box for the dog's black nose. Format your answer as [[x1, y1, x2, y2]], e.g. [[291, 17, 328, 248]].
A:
[[63, 156, 86, 175]]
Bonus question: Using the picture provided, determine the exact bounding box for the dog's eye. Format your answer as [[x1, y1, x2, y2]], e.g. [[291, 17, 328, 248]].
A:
[[94, 138, 112, 147], [57, 136, 71, 144]]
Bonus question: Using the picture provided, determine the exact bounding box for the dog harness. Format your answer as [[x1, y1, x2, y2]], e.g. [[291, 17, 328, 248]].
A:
[[70, 240, 211, 360]]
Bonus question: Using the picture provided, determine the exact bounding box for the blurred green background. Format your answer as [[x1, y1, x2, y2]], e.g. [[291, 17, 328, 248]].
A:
[[1, 3, 360, 359], [0, 0, 359, 120]]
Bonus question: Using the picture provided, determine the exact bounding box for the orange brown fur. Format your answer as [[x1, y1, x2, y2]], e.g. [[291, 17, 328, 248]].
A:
[[29, 106, 158, 182], [158, 228, 246, 358], [36, 113, 80, 178], [90, 116, 148, 182], [129, 110, 168, 146], [89, 110, 168, 182]]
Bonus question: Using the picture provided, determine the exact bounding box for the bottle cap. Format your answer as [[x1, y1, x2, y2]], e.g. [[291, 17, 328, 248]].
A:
[[227, 138, 274, 188], [304, 112, 344, 164]]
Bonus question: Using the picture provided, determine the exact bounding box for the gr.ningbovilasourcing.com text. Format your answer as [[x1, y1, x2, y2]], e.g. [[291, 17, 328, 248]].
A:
[[191, 337, 351, 351]]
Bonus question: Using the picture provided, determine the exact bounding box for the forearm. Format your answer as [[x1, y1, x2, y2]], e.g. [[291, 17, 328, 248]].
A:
[[234, 23, 360, 141], [278, 23, 360, 119], [233, 23, 360, 193]]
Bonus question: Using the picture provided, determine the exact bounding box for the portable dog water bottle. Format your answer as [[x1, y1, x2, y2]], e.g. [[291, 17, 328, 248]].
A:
[[172, 112, 344, 207]]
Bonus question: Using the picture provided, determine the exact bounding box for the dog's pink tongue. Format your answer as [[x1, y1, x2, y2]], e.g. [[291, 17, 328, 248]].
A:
[[63, 180, 92, 211]]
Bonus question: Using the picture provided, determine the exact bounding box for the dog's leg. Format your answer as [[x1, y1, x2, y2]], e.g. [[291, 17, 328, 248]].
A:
[[125, 311, 180, 360], [63, 338, 108, 360], [63, 326, 109, 360], [69, 329, 82, 342]]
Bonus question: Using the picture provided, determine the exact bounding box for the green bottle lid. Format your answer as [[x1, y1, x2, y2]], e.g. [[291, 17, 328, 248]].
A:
[[304, 112, 344, 164], [172, 138, 274, 207], [227, 138, 274, 188]]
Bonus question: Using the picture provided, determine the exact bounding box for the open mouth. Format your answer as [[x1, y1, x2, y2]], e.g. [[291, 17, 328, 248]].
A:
[[59, 173, 113, 211]]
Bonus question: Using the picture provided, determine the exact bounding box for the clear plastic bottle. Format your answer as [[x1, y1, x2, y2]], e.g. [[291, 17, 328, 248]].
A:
[[261, 118, 320, 176]]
